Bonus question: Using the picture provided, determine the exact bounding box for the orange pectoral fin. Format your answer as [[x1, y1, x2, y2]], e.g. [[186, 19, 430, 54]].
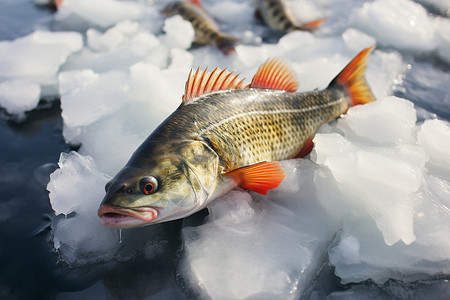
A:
[[224, 161, 286, 195]]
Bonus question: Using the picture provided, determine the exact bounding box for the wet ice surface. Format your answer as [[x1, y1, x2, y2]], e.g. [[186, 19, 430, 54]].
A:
[[0, 0, 450, 299]]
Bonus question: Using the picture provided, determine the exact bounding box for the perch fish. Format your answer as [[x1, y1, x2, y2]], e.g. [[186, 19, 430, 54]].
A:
[[98, 46, 376, 228]]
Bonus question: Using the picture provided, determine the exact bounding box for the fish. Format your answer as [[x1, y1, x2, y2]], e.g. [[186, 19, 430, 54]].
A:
[[162, 0, 239, 54], [98, 46, 376, 228], [256, 0, 326, 33]]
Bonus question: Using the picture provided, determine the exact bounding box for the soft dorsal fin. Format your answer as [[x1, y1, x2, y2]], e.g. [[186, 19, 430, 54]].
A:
[[182, 67, 245, 103], [249, 58, 298, 92], [223, 161, 286, 195], [188, 0, 202, 7]]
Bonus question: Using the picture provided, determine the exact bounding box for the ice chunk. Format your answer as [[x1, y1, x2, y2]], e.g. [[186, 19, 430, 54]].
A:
[[47, 151, 109, 216], [0, 79, 40, 117], [162, 15, 195, 50], [329, 181, 450, 284], [327, 279, 450, 300], [351, 0, 439, 52], [342, 28, 377, 52], [418, 119, 450, 171], [337, 96, 417, 145], [47, 151, 119, 264], [313, 99, 429, 246], [64, 30, 167, 74], [207, 1, 254, 25], [59, 0, 149, 28], [417, 0, 450, 15], [59, 69, 129, 128], [434, 17, 450, 63], [181, 160, 339, 299], [0, 30, 82, 99], [311, 95, 450, 285]]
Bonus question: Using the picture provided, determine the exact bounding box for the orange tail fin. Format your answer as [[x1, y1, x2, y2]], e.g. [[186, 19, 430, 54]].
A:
[[329, 46, 376, 107]]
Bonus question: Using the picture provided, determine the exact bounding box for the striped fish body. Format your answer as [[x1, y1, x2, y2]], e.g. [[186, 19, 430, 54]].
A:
[[162, 1, 238, 53], [256, 0, 324, 33], [169, 88, 347, 171], [98, 47, 375, 228]]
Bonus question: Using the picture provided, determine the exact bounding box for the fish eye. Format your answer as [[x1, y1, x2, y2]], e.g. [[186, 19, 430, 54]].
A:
[[139, 176, 158, 195]]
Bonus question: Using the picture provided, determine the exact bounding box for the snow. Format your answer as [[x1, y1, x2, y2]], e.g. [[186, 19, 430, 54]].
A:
[[0, 0, 449, 298]]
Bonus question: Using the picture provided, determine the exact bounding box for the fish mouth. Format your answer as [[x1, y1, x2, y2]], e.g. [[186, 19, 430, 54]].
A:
[[98, 205, 159, 228]]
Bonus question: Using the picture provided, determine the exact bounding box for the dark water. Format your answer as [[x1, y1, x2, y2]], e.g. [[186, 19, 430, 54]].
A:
[[0, 1, 449, 300]]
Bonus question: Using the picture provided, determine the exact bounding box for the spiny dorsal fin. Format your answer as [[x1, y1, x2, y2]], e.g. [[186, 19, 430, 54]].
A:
[[182, 67, 245, 103], [249, 58, 298, 92]]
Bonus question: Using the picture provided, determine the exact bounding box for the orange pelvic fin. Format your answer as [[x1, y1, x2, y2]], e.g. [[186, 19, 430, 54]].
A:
[[224, 161, 286, 195], [295, 136, 314, 158], [299, 18, 327, 31], [249, 58, 299, 92], [182, 67, 245, 103], [330, 45, 376, 107]]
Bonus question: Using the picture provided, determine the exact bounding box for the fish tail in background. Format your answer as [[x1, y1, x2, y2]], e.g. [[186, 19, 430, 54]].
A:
[[214, 34, 239, 54], [297, 18, 327, 32], [329, 45, 377, 108]]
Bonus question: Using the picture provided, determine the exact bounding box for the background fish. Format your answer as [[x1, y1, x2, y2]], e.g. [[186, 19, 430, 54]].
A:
[[162, 0, 239, 53], [98, 46, 376, 228], [256, 0, 326, 33]]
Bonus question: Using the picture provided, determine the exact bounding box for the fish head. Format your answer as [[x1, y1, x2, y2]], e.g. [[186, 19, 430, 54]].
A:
[[98, 141, 219, 228]]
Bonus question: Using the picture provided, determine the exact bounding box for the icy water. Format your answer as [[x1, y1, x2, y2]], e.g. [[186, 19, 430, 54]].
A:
[[0, 0, 449, 299]]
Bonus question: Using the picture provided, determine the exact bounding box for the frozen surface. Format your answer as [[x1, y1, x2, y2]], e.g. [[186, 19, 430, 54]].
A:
[[182, 160, 338, 299], [0, 0, 448, 298], [313, 97, 450, 284]]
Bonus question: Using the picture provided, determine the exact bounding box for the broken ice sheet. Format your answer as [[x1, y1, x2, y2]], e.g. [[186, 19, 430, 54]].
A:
[[312, 95, 450, 284], [181, 160, 340, 299], [0, 30, 82, 97]]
